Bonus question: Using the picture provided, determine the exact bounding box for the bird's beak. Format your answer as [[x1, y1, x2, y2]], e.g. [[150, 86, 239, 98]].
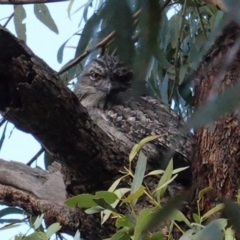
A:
[[95, 78, 111, 93]]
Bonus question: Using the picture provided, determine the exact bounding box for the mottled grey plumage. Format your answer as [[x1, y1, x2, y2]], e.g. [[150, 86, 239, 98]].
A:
[[74, 55, 192, 172], [74, 55, 132, 109]]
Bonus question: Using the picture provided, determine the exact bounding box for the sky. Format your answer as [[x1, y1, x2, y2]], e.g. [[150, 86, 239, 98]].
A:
[[0, 1, 87, 239]]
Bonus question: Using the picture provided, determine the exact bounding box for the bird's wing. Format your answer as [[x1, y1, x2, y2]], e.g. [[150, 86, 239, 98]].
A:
[[103, 96, 193, 163]]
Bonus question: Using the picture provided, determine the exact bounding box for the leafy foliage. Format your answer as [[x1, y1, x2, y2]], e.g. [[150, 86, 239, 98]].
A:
[[63, 136, 238, 240]]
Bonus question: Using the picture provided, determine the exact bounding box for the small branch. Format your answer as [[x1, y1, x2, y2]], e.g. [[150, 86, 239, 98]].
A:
[[57, 31, 115, 76], [160, 0, 172, 12], [193, 0, 207, 39], [169, 0, 187, 101], [27, 147, 44, 166], [3, 12, 14, 28], [0, 118, 6, 128], [0, 0, 69, 4]]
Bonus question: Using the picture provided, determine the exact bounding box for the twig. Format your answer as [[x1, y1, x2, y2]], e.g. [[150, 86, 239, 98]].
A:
[[27, 147, 44, 166], [169, 0, 187, 101], [160, 0, 172, 12], [3, 13, 14, 28], [0, 118, 6, 128], [0, 0, 68, 4], [57, 31, 115, 76], [193, 0, 207, 39]]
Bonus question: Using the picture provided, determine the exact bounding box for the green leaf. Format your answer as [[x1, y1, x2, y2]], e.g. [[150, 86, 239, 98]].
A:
[[134, 208, 154, 240], [179, 64, 188, 84], [74, 230, 81, 240], [83, 0, 93, 22], [108, 175, 126, 192], [156, 159, 173, 202], [122, 186, 145, 203], [67, 0, 75, 19], [0, 223, 21, 230], [15, 235, 23, 240], [154, 174, 178, 194], [129, 135, 161, 162], [33, 214, 44, 229], [192, 219, 226, 240], [154, 47, 171, 69], [144, 169, 165, 177], [223, 200, 240, 238], [192, 213, 201, 224], [93, 198, 116, 212], [114, 188, 131, 199], [13, 5, 26, 41], [46, 223, 61, 239], [57, 35, 74, 63], [179, 229, 195, 240], [24, 232, 44, 240], [34, 4, 58, 34], [0, 207, 23, 218], [198, 187, 212, 200], [201, 203, 224, 222], [95, 191, 118, 204], [116, 215, 135, 228], [140, 195, 185, 239], [224, 227, 234, 240], [64, 194, 96, 208], [0, 219, 21, 224], [85, 206, 103, 214], [131, 151, 147, 205], [111, 228, 131, 240], [169, 209, 192, 228], [74, 13, 100, 58], [143, 232, 165, 240], [172, 166, 189, 175]]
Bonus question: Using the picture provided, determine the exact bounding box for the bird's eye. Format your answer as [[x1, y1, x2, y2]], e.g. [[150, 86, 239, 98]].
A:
[[90, 71, 101, 81]]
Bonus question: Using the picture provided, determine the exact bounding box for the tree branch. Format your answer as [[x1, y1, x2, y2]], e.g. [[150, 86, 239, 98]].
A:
[[0, 159, 113, 239], [0, 0, 69, 4]]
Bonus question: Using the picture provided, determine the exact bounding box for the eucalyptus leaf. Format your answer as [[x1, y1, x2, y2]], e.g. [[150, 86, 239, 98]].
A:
[[156, 159, 173, 202], [13, 5, 26, 41], [46, 223, 61, 239], [34, 4, 58, 34]]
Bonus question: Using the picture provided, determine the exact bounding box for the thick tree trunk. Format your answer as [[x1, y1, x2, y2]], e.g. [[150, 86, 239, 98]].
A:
[[192, 22, 240, 211]]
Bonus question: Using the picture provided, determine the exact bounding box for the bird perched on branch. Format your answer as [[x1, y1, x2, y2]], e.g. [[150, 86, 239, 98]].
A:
[[74, 54, 192, 181]]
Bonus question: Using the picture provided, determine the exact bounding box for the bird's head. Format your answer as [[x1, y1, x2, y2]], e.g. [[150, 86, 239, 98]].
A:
[[75, 55, 133, 109]]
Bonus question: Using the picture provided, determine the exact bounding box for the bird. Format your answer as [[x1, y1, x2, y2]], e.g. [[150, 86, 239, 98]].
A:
[[74, 55, 133, 109], [74, 54, 193, 184]]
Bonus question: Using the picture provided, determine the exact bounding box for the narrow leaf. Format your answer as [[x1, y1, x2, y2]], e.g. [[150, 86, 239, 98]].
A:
[[129, 135, 161, 162], [13, 5, 26, 41], [33, 214, 44, 229], [156, 159, 173, 202], [34, 4, 58, 34], [46, 223, 61, 239], [122, 186, 145, 203], [131, 151, 147, 195], [95, 191, 118, 204], [64, 194, 96, 208], [201, 203, 224, 222]]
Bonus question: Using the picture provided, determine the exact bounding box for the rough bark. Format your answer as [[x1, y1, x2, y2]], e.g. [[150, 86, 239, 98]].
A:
[[192, 21, 240, 211]]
